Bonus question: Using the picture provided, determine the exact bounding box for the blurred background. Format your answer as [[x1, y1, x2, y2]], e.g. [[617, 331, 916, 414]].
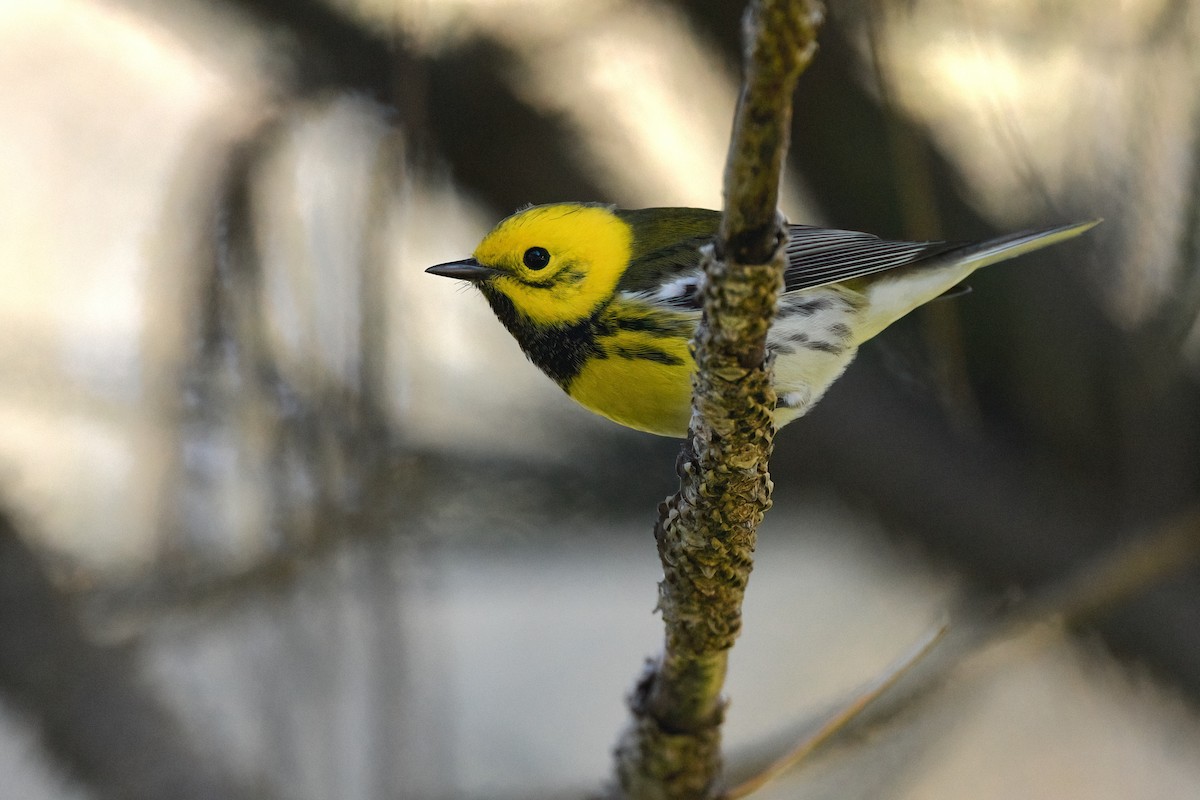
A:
[[2, 0, 1200, 797]]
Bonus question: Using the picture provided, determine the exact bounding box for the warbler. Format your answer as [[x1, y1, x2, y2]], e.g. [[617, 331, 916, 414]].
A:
[[427, 204, 1096, 437]]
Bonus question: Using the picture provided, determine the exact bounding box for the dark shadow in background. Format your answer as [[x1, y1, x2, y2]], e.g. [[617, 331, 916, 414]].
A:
[[0, 511, 263, 800]]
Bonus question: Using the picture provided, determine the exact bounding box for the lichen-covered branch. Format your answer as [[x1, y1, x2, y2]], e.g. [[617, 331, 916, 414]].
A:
[[612, 2, 824, 798]]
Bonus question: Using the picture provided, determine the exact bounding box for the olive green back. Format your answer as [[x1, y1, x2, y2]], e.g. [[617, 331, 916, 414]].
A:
[[612, 207, 720, 293]]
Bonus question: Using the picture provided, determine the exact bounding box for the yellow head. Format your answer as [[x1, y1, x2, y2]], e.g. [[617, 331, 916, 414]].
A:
[[466, 203, 634, 326]]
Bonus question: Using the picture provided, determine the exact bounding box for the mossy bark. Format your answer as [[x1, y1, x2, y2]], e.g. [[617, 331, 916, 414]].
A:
[[613, 2, 824, 798]]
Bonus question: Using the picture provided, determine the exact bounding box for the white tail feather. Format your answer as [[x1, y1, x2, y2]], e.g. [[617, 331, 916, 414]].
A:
[[854, 219, 1099, 344]]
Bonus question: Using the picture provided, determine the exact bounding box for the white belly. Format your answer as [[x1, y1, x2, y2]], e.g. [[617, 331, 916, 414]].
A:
[[767, 286, 864, 428]]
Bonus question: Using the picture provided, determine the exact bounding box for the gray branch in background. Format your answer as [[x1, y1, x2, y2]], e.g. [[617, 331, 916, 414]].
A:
[[0, 511, 266, 800]]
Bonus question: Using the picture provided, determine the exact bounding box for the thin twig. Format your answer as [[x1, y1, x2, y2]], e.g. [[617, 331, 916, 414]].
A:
[[721, 507, 1200, 795], [726, 621, 948, 800]]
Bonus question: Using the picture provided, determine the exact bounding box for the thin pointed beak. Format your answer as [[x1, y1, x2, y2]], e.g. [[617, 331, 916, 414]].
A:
[[425, 258, 501, 282]]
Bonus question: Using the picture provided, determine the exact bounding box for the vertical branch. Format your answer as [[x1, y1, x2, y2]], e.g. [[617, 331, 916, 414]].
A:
[[613, 2, 824, 798]]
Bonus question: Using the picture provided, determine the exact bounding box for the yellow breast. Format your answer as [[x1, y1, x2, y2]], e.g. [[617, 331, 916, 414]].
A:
[[565, 304, 696, 436], [568, 349, 694, 436]]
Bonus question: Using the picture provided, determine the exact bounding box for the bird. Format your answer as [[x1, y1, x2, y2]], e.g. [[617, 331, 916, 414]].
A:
[[426, 203, 1097, 437]]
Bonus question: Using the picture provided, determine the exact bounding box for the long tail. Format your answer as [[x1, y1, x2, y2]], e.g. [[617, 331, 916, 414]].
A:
[[853, 219, 1100, 344], [936, 219, 1101, 272]]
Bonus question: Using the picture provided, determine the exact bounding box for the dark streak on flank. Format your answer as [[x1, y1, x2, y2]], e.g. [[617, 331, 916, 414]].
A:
[[612, 314, 694, 337], [613, 345, 683, 366], [780, 295, 833, 315], [772, 331, 845, 357], [803, 339, 845, 355], [613, 315, 663, 333]]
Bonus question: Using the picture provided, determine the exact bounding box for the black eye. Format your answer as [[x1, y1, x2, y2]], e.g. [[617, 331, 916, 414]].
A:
[[523, 246, 551, 270]]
